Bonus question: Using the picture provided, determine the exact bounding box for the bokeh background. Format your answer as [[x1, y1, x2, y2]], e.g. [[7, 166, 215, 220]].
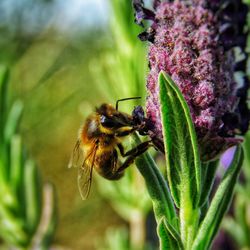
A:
[[1, 0, 151, 249], [0, 0, 250, 249]]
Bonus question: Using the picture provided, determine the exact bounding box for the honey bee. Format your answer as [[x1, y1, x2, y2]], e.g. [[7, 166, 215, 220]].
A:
[[69, 97, 155, 200]]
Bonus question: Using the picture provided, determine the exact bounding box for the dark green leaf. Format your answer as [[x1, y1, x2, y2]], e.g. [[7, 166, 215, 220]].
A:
[[192, 146, 243, 250], [159, 72, 201, 207], [158, 217, 184, 250], [243, 132, 250, 179], [199, 160, 218, 208], [135, 135, 177, 229], [0, 66, 9, 140]]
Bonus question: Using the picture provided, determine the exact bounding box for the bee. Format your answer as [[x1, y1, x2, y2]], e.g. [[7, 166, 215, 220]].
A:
[[69, 97, 155, 200]]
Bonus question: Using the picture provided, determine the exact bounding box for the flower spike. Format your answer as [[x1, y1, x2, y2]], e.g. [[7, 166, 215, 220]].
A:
[[134, 0, 249, 161]]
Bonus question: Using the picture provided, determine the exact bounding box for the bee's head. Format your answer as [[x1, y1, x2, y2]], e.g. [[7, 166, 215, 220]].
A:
[[96, 104, 133, 130], [132, 105, 154, 135]]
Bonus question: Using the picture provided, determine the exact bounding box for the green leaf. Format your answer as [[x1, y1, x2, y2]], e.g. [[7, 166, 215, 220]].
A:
[[134, 135, 177, 229], [24, 159, 42, 234], [4, 100, 23, 143], [159, 72, 201, 208], [10, 135, 23, 195], [0, 66, 9, 140], [192, 146, 243, 250], [243, 132, 250, 179], [158, 217, 184, 250], [0, 202, 28, 246], [199, 160, 218, 208]]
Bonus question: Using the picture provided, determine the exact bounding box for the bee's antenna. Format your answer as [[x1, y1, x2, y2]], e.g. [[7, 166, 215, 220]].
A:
[[116, 97, 141, 110]]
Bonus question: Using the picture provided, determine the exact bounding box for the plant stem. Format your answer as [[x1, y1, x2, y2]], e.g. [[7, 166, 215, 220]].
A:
[[180, 173, 199, 250]]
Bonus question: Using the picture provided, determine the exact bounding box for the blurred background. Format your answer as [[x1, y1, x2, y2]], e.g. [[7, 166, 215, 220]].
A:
[[0, 0, 249, 249], [0, 0, 151, 249]]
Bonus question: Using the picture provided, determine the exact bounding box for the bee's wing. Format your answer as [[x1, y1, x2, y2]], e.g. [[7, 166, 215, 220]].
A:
[[68, 139, 82, 168], [77, 143, 98, 200]]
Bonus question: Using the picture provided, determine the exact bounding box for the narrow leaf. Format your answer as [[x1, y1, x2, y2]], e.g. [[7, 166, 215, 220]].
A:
[[158, 217, 184, 250], [0, 202, 28, 245], [158, 221, 178, 250], [162, 217, 184, 250], [159, 72, 201, 207], [10, 135, 23, 194], [243, 132, 250, 179], [24, 159, 42, 234], [134, 135, 177, 229], [199, 160, 218, 207], [4, 100, 23, 143], [192, 146, 243, 250], [0, 66, 9, 132]]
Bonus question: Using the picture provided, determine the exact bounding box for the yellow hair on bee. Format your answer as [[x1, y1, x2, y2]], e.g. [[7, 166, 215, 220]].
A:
[[99, 125, 114, 135]]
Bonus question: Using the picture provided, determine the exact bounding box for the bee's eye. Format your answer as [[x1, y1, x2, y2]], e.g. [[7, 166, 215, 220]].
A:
[[100, 115, 116, 128]]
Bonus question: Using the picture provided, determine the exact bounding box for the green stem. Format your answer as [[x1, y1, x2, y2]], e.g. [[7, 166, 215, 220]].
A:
[[180, 173, 199, 250]]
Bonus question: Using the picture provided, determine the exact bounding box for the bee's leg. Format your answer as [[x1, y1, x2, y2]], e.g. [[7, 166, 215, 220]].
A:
[[111, 149, 119, 174], [151, 136, 165, 153], [117, 141, 152, 173], [117, 143, 126, 156], [115, 127, 137, 137], [117, 141, 151, 157]]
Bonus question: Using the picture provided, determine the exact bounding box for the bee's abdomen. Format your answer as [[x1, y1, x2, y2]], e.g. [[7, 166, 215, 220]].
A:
[[94, 149, 123, 180]]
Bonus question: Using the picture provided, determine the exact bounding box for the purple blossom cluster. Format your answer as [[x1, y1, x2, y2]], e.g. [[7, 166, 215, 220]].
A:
[[133, 0, 249, 160]]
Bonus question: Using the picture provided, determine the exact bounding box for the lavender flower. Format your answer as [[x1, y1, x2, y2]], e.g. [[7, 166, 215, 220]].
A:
[[220, 146, 237, 169], [133, 0, 250, 161]]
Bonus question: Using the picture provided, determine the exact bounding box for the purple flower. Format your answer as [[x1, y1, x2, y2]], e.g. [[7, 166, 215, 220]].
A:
[[220, 146, 237, 169], [133, 0, 249, 161]]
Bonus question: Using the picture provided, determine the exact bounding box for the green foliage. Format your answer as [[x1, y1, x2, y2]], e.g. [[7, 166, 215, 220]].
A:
[[244, 0, 250, 5], [135, 138, 176, 227], [158, 218, 184, 250], [135, 73, 244, 250], [0, 66, 57, 249], [222, 133, 250, 249], [96, 227, 131, 250], [159, 72, 201, 249], [159, 72, 201, 208], [96, 226, 155, 250], [199, 160, 218, 208], [192, 147, 243, 250]]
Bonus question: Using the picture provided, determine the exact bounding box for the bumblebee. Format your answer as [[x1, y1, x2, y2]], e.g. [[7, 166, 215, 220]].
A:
[[69, 98, 155, 200]]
